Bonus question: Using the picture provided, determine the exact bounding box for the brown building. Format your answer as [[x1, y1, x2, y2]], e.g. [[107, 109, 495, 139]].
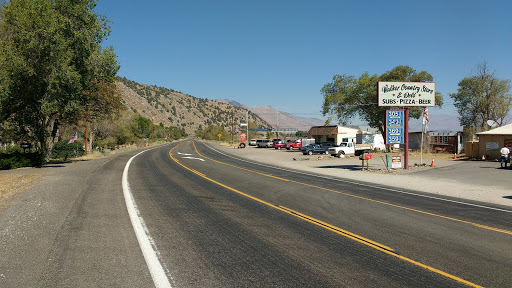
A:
[[476, 123, 512, 160], [409, 130, 463, 154]]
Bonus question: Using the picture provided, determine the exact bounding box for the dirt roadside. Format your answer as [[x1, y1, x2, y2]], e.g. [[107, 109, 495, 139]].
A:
[[0, 143, 151, 211], [0, 174, 41, 210]]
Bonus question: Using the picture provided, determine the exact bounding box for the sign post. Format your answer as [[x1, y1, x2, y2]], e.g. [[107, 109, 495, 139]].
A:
[[385, 109, 404, 144], [379, 81, 435, 170], [240, 111, 249, 146], [385, 109, 408, 169]]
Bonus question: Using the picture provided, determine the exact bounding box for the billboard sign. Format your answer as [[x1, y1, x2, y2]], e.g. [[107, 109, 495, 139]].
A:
[[378, 82, 435, 107], [386, 110, 404, 144]]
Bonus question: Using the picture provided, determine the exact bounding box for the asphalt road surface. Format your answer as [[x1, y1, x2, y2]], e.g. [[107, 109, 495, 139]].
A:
[[2, 140, 512, 287]]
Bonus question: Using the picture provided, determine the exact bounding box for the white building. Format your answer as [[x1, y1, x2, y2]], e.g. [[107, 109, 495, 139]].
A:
[[307, 125, 360, 145]]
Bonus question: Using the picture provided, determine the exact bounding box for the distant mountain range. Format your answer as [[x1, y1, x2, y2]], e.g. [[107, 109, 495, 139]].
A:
[[217, 100, 325, 131]]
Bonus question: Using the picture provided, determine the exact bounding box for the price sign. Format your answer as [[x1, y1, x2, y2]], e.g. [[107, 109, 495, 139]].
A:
[[391, 156, 402, 169], [386, 110, 404, 144]]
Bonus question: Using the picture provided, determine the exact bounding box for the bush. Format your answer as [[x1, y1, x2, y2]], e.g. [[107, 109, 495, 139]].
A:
[[51, 140, 84, 159], [94, 136, 117, 150], [0, 152, 45, 170]]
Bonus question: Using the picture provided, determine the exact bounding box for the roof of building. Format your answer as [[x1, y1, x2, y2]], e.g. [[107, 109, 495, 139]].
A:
[[308, 126, 338, 136], [477, 123, 512, 135]]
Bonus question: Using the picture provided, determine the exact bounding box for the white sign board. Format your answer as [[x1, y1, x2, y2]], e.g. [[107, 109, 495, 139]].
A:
[[378, 82, 435, 107], [391, 156, 402, 169], [486, 142, 499, 151]]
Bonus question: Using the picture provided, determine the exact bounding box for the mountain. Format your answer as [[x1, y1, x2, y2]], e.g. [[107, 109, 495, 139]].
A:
[[116, 77, 271, 135], [217, 100, 324, 131]]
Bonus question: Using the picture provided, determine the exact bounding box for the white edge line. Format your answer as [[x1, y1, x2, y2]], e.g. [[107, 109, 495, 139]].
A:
[[203, 143, 512, 214], [122, 148, 173, 288]]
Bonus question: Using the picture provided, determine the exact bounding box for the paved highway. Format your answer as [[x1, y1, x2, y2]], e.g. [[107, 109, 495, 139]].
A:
[[2, 140, 512, 287], [128, 140, 511, 287]]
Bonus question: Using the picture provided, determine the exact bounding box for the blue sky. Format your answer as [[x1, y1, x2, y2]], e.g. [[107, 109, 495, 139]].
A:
[[95, 0, 512, 126]]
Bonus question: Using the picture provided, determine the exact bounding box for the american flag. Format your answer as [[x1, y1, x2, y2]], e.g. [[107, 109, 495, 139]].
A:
[[67, 132, 78, 144], [422, 107, 429, 130]]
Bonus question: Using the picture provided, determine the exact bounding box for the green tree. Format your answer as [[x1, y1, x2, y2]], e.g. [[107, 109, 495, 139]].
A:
[[0, 0, 119, 161], [82, 80, 124, 151], [450, 62, 511, 136], [195, 124, 229, 141], [131, 115, 152, 139], [321, 65, 443, 140], [167, 126, 182, 140]]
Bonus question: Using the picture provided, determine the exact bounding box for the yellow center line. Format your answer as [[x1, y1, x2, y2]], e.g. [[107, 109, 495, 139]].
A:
[[193, 142, 512, 237], [169, 142, 483, 288]]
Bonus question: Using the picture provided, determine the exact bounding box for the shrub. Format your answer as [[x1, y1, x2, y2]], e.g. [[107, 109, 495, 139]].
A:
[[51, 140, 84, 159], [0, 152, 45, 170]]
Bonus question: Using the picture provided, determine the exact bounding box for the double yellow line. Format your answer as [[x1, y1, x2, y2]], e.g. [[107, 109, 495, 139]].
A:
[[169, 142, 484, 287]]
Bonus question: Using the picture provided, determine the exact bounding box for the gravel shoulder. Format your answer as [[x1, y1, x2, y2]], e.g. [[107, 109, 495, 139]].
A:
[[210, 143, 512, 208]]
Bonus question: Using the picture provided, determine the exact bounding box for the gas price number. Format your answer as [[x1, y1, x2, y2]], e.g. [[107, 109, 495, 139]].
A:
[[386, 110, 404, 144]]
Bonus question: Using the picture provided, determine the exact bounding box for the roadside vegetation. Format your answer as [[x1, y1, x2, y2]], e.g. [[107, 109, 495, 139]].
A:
[[0, 1, 187, 169]]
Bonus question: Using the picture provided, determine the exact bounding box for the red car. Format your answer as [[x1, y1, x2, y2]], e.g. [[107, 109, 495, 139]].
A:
[[286, 139, 302, 150], [273, 140, 286, 150]]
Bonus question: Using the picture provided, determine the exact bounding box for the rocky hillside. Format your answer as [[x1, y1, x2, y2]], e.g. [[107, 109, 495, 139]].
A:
[[116, 77, 271, 135]]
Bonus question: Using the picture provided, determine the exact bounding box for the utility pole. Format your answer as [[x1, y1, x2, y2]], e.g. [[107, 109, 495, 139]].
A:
[[151, 116, 154, 143], [276, 111, 279, 139], [84, 106, 89, 155], [84, 121, 88, 155]]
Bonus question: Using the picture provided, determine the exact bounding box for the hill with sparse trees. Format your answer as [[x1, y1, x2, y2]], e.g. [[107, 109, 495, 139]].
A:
[[116, 77, 271, 137]]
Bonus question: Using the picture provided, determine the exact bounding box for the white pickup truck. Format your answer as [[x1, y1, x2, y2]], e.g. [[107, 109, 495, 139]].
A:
[[328, 142, 373, 157]]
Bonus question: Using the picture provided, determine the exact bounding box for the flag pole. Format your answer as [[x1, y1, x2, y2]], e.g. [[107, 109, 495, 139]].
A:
[[421, 107, 429, 165], [421, 117, 424, 165]]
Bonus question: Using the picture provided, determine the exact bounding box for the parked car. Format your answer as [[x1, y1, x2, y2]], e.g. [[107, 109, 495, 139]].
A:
[[249, 139, 257, 146], [301, 144, 330, 155], [328, 142, 373, 157], [257, 139, 273, 148], [273, 140, 286, 149], [287, 138, 315, 150]]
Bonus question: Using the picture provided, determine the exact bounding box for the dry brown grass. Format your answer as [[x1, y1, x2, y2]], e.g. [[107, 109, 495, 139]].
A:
[[0, 141, 169, 211], [0, 174, 41, 210]]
